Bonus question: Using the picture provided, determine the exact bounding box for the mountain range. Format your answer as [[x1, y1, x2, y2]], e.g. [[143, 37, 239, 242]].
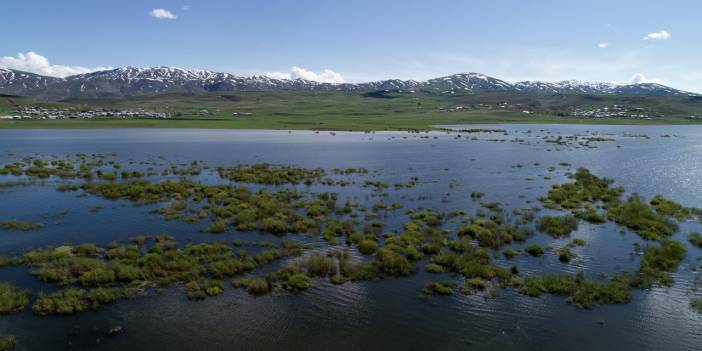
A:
[[0, 66, 696, 101]]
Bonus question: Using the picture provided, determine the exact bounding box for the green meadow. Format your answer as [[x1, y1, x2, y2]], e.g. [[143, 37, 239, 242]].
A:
[[2, 90, 702, 131]]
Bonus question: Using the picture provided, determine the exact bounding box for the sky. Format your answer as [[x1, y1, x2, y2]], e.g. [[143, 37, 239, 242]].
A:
[[2, 0, 701, 92]]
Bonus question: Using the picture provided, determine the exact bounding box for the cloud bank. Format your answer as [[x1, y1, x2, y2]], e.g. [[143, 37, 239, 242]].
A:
[[150, 8, 177, 20], [266, 66, 345, 83], [0, 52, 111, 78]]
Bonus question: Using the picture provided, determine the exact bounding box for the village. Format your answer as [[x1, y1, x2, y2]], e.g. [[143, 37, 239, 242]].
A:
[[438, 102, 535, 115], [570, 105, 656, 119]]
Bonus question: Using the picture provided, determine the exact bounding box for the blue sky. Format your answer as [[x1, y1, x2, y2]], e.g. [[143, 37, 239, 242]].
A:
[[2, 0, 700, 91]]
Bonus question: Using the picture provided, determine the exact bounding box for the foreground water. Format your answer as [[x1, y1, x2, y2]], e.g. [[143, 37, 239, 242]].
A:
[[0, 126, 701, 350]]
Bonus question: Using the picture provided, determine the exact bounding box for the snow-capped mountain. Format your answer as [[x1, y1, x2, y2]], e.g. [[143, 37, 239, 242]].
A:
[[57, 67, 295, 99], [0, 66, 696, 100], [0, 68, 63, 97], [513, 79, 688, 96], [513, 80, 620, 94], [424, 73, 513, 93]]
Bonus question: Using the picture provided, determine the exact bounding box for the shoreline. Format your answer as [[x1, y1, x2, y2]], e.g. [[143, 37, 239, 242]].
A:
[[2, 117, 702, 131]]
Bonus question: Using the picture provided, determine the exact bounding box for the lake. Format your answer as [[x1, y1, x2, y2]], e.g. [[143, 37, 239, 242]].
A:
[[0, 126, 700, 351]]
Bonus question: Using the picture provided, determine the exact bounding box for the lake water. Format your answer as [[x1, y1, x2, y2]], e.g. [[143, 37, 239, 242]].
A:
[[0, 126, 701, 350]]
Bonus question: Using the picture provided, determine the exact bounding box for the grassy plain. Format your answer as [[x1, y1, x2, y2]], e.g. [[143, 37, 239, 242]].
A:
[[2, 91, 702, 131]]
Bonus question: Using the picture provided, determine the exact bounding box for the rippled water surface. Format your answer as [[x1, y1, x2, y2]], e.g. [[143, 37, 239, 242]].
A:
[[0, 126, 701, 350]]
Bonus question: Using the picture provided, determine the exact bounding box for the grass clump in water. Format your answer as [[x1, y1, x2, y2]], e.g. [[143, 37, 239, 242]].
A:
[[425, 263, 444, 273], [217, 163, 325, 185], [517, 271, 632, 308], [0, 220, 44, 231], [205, 219, 229, 234], [305, 253, 335, 277], [0, 335, 16, 351], [18, 238, 301, 307], [260, 266, 313, 292], [421, 281, 455, 296], [570, 238, 586, 247], [0, 283, 29, 315], [457, 218, 529, 249], [185, 279, 225, 300], [525, 245, 544, 257], [32, 288, 88, 315], [688, 232, 702, 249], [470, 192, 485, 200], [232, 277, 270, 295], [32, 287, 137, 315], [607, 196, 678, 241], [541, 168, 623, 211], [503, 248, 518, 259], [649, 195, 699, 221], [429, 241, 512, 287], [557, 247, 576, 263], [374, 246, 417, 276], [285, 273, 312, 291], [573, 205, 607, 223], [358, 239, 378, 255], [633, 240, 686, 288], [537, 215, 578, 237], [691, 297, 702, 314], [463, 277, 489, 293]]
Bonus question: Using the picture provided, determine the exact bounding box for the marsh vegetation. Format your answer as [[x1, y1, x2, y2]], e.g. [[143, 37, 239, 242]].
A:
[[0, 335, 15, 351], [0, 284, 28, 315], [1, 149, 701, 350], [0, 220, 44, 231]]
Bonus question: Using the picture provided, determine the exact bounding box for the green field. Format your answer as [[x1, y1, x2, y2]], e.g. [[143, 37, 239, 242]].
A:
[[2, 90, 702, 131]]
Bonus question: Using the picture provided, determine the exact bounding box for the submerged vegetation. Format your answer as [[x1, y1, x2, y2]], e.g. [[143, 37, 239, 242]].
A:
[[0, 220, 44, 231], [541, 168, 623, 212], [12, 238, 304, 315], [541, 168, 696, 242], [608, 196, 678, 241], [217, 163, 326, 185], [421, 281, 456, 296], [649, 195, 701, 221], [525, 244, 544, 257], [688, 232, 702, 249], [633, 240, 686, 288], [0, 150, 699, 346], [691, 297, 702, 314], [0, 335, 16, 351], [537, 215, 578, 237], [0, 283, 29, 315], [517, 271, 632, 308], [31, 288, 137, 315]]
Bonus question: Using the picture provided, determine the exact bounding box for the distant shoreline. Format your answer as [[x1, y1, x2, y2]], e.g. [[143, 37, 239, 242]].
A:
[[2, 116, 702, 131]]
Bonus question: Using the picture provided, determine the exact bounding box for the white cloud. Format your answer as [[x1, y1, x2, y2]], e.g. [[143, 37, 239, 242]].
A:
[[150, 8, 177, 20], [630, 73, 663, 85], [643, 30, 670, 40], [291, 67, 345, 83], [266, 66, 345, 83], [597, 43, 609, 48], [0, 52, 111, 77], [182, 5, 191, 11]]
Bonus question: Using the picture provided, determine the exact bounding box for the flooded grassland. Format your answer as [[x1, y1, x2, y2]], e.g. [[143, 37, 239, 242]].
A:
[[0, 126, 701, 350]]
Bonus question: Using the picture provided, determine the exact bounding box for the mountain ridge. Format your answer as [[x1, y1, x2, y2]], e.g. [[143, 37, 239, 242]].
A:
[[0, 66, 697, 101]]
